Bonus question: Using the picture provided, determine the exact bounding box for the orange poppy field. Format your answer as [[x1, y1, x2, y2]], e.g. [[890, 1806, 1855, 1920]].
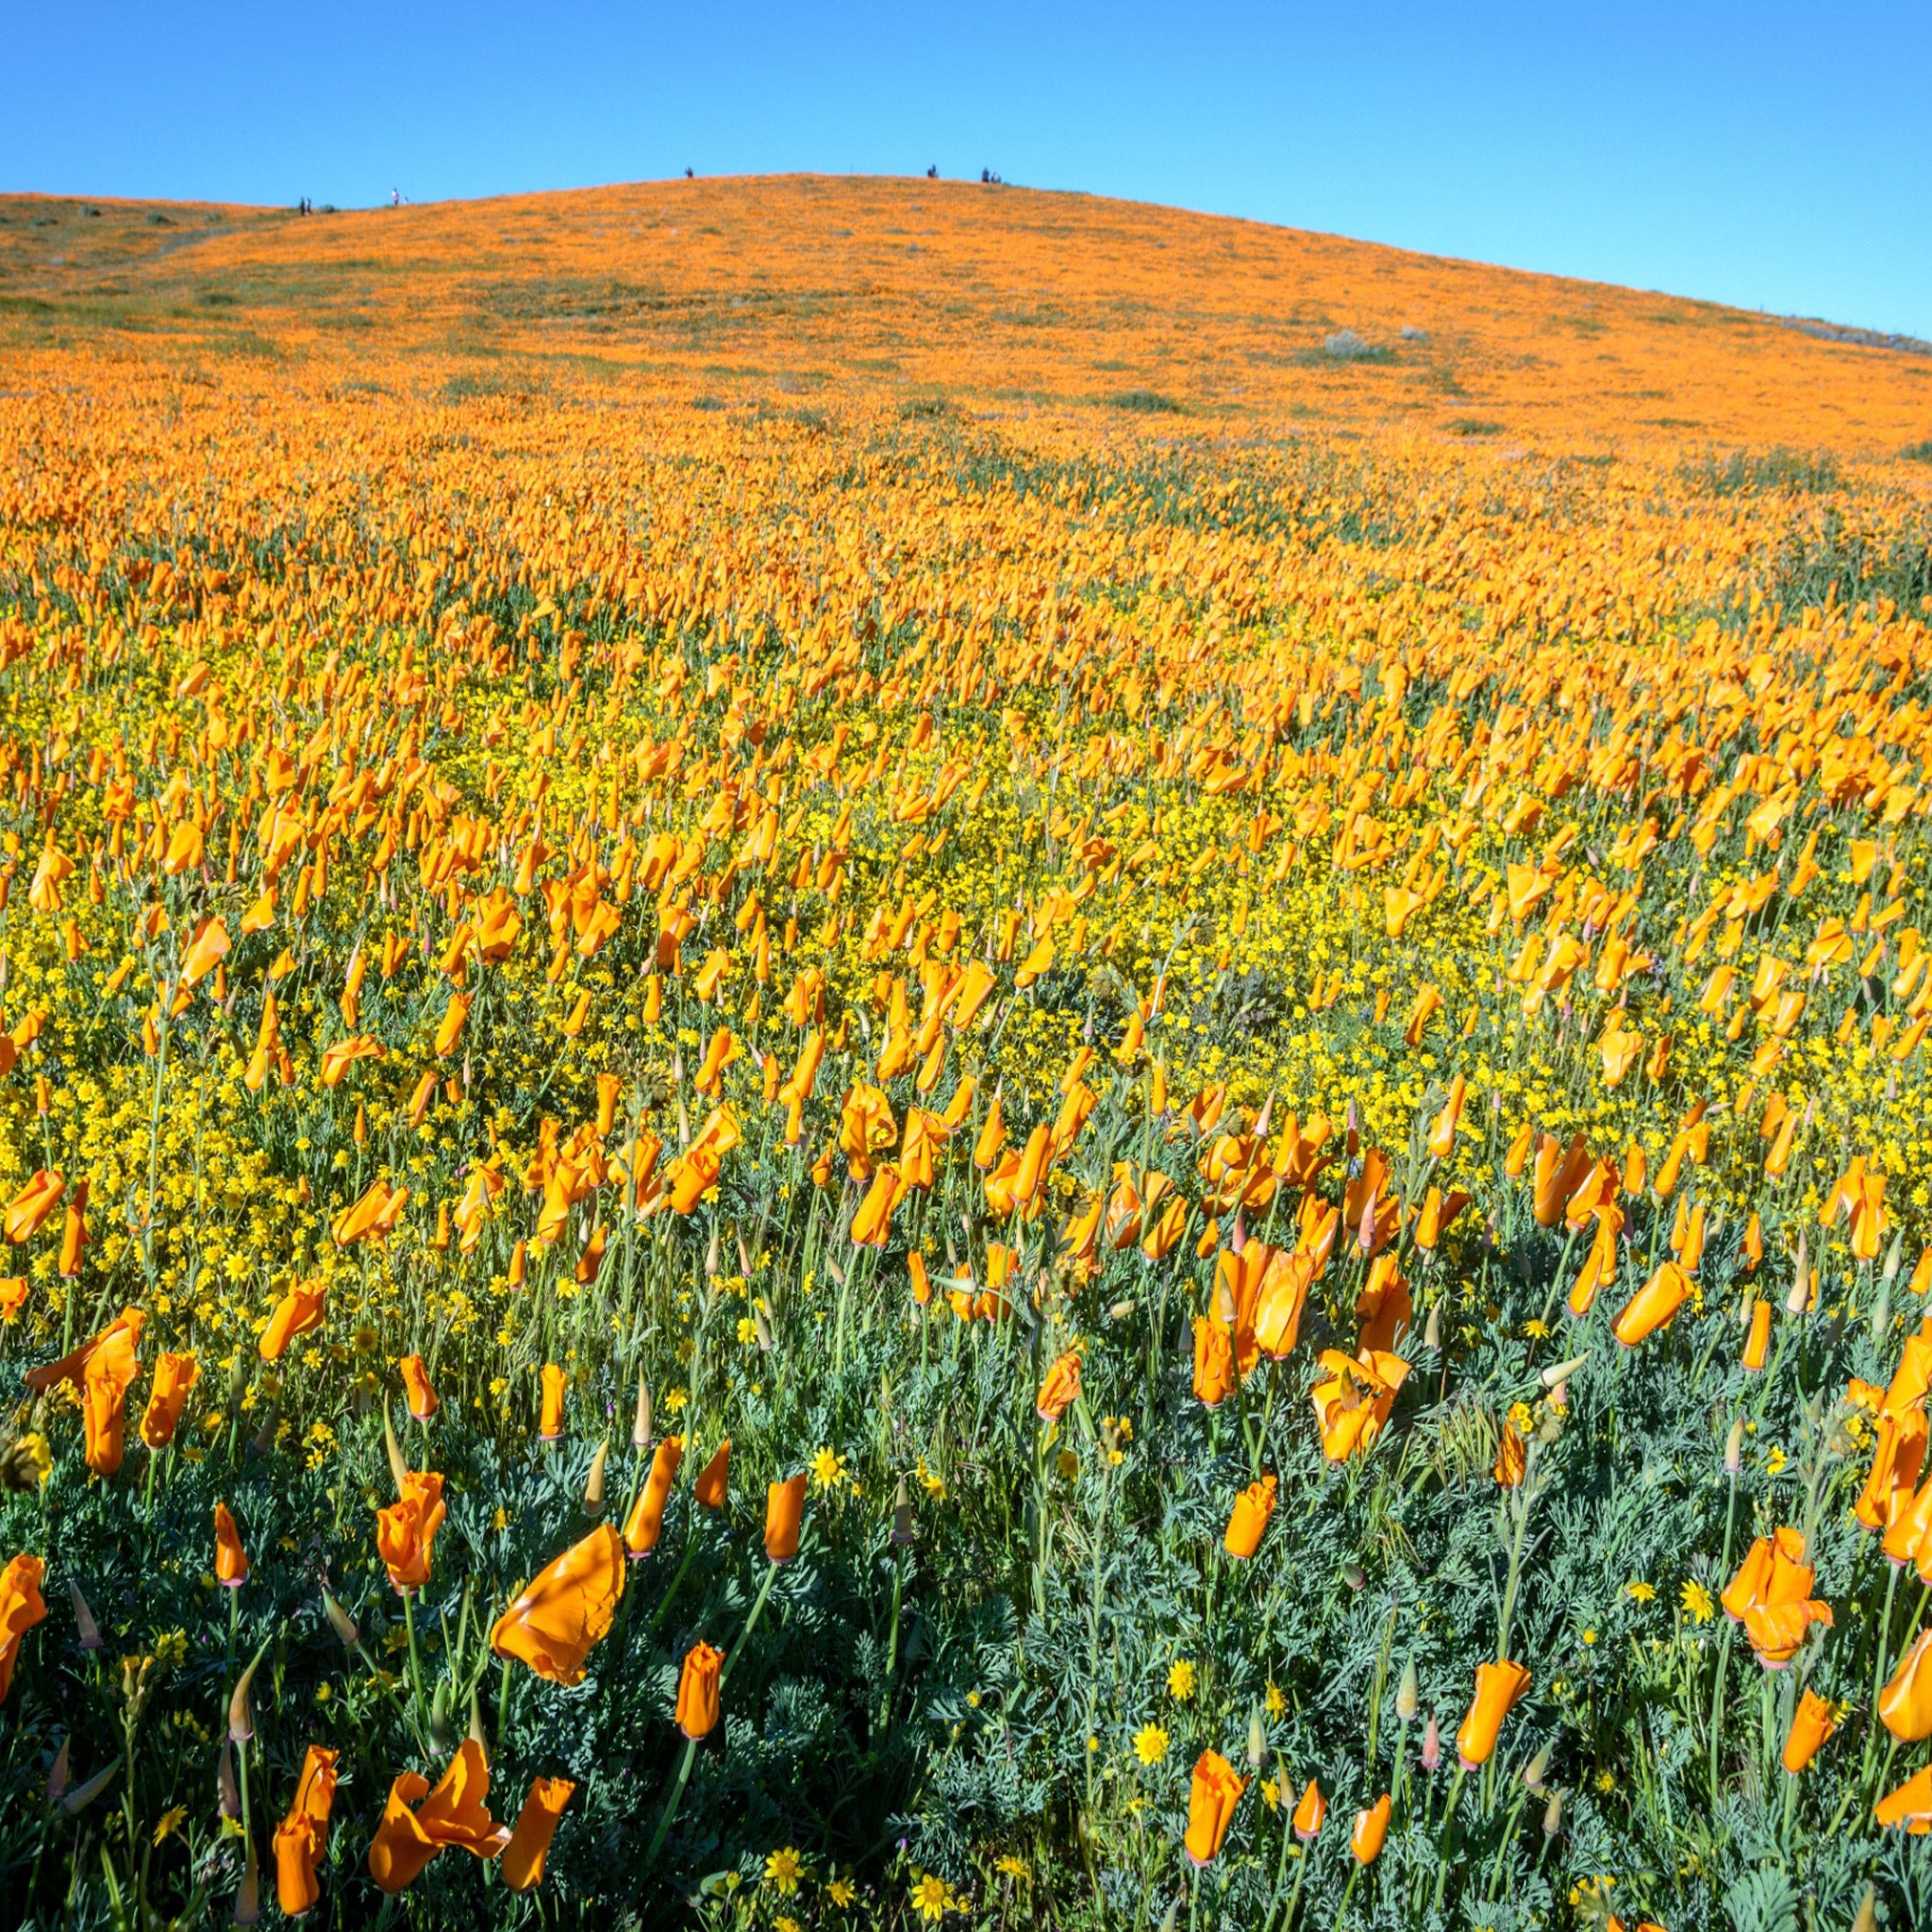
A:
[[0, 174, 1930, 1929]]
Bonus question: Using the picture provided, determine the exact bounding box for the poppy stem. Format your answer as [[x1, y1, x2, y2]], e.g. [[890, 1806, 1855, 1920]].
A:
[[722, 1558, 777, 1685], [1430, 1765, 1465, 1911], [643, 1733, 699, 1868], [1330, 1859, 1359, 1931], [401, 1588, 431, 1734], [651, 1529, 703, 1635], [1860, 1563, 1902, 1795]]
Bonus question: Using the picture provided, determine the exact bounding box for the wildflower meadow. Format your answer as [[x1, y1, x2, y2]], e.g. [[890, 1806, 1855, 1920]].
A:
[[1, 177, 1931, 1930]]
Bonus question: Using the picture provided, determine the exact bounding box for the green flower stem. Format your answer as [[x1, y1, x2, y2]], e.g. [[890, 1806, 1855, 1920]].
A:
[[643, 1732, 699, 1868]]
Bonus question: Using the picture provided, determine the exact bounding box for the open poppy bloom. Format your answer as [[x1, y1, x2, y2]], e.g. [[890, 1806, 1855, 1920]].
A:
[[764, 1472, 808, 1562], [1182, 1749, 1246, 1865], [1310, 1349, 1410, 1461], [368, 1740, 509, 1892], [1251, 1248, 1316, 1358], [625, 1437, 683, 1557], [491, 1524, 625, 1685], [1722, 1527, 1833, 1667], [1857, 1411, 1927, 1535], [1036, 1351, 1081, 1422], [25, 1306, 143, 1394], [1880, 1629, 1932, 1740], [502, 1775, 575, 1892], [274, 1743, 339, 1915], [1876, 1762, 1932, 1831], [1456, 1658, 1531, 1768], [675, 1640, 724, 1740], [1224, 1474, 1277, 1558], [0, 1553, 47, 1703]]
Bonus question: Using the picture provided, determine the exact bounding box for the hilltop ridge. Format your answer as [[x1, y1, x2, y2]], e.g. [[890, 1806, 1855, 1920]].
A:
[[0, 174, 1926, 456]]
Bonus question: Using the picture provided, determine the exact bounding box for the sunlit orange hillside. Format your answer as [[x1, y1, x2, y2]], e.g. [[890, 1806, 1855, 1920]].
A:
[[1, 173, 1927, 455]]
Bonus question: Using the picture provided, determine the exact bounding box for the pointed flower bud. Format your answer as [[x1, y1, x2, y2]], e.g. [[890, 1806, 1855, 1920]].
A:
[[1396, 1659, 1419, 1724]]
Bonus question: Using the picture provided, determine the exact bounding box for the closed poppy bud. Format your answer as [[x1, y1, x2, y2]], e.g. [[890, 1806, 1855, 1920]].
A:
[[501, 1775, 574, 1892], [399, 1355, 439, 1422], [1350, 1792, 1391, 1864], [1725, 1418, 1745, 1474], [1012, 1124, 1050, 1205], [675, 1640, 724, 1740], [1292, 1776, 1326, 1840], [1182, 1749, 1246, 1865], [1224, 1474, 1277, 1558], [1456, 1658, 1531, 1769], [141, 1350, 199, 1448], [764, 1472, 808, 1562], [1612, 1261, 1691, 1347], [1741, 1299, 1772, 1371], [1879, 1629, 1932, 1740], [1493, 1424, 1527, 1488], [625, 1437, 683, 1558], [214, 1502, 248, 1588], [539, 1364, 566, 1441], [688, 1437, 730, 1508], [1782, 1687, 1837, 1773], [1036, 1351, 1081, 1422], [321, 1587, 359, 1652], [1420, 1716, 1441, 1770], [1396, 1659, 1419, 1724]]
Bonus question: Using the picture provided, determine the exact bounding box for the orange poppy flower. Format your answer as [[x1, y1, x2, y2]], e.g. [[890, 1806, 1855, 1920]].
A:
[[0, 1553, 47, 1703], [1193, 1317, 1235, 1407], [214, 1501, 248, 1588], [1722, 1527, 1833, 1667], [367, 1740, 509, 1892], [694, 1440, 731, 1509], [260, 1280, 327, 1362], [625, 1437, 684, 1557], [4, 1169, 65, 1245], [764, 1472, 808, 1563], [1456, 1658, 1531, 1769], [1224, 1474, 1277, 1558], [1876, 1762, 1932, 1831], [675, 1639, 724, 1740], [1880, 1630, 1932, 1740], [539, 1363, 567, 1441], [1612, 1261, 1692, 1348], [376, 1472, 447, 1592], [140, 1350, 198, 1448], [1291, 1777, 1326, 1840], [1781, 1688, 1837, 1774], [1182, 1749, 1246, 1865], [490, 1524, 625, 1686], [1036, 1351, 1082, 1422], [1350, 1792, 1391, 1863], [501, 1775, 575, 1892], [399, 1354, 439, 1422], [273, 1743, 339, 1916]]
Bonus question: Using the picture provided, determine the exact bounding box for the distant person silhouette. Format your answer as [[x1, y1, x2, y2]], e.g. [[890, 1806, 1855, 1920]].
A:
[[926, 164, 937, 179], [685, 166, 694, 179]]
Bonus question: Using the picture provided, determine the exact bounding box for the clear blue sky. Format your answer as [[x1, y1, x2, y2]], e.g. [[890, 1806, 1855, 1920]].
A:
[[4, 2, 1927, 340]]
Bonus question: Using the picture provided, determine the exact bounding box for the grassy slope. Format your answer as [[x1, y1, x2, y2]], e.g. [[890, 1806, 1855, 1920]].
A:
[[1, 175, 1928, 455]]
